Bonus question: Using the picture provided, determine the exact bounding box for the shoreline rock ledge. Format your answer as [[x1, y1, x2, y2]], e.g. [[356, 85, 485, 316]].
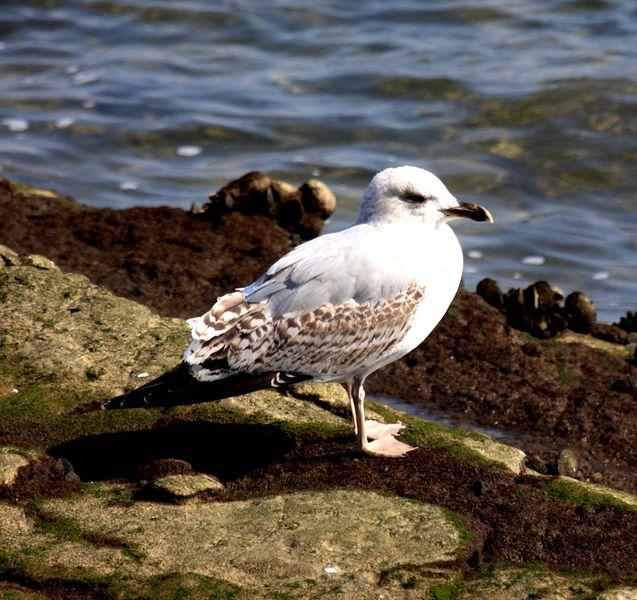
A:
[[1, 245, 637, 597]]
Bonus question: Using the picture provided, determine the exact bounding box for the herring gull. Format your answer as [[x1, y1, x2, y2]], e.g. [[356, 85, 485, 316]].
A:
[[104, 166, 493, 457]]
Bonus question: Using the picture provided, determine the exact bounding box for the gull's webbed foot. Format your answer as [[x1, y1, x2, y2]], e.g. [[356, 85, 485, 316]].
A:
[[364, 420, 404, 440], [363, 436, 416, 458]]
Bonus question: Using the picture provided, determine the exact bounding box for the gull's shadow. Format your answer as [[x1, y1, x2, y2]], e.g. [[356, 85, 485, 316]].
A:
[[49, 421, 295, 482]]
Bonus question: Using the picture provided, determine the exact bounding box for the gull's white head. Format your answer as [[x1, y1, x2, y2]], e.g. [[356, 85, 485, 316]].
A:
[[358, 165, 493, 226]]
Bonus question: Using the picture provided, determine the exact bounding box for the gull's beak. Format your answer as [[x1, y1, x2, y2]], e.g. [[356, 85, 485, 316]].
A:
[[443, 202, 493, 223]]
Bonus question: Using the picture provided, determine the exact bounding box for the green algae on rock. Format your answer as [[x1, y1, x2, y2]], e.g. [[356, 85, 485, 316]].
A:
[[32, 487, 460, 598], [431, 563, 637, 600], [0, 252, 188, 397]]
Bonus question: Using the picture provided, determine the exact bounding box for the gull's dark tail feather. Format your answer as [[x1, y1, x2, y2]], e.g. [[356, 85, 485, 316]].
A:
[[102, 363, 281, 410]]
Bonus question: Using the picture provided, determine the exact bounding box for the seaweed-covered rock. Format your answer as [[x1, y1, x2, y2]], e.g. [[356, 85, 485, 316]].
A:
[[4, 176, 633, 501], [0, 175, 330, 318], [591, 323, 629, 345], [204, 171, 336, 239]]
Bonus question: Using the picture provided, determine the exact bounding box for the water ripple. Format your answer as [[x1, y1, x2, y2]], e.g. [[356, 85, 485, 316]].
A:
[[0, 0, 635, 320]]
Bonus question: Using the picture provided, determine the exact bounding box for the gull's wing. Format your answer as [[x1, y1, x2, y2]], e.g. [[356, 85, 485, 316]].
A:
[[243, 225, 409, 315], [185, 225, 423, 381]]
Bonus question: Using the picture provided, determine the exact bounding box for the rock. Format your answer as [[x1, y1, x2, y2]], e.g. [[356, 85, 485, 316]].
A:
[[556, 476, 637, 512], [206, 170, 272, 215], [477, 278, 619, 341], [295, 212, 325, 240], [151, 474, 225, 499], [525, 453, 549, 475], [19, 254, 58, 271], [276, 197, 304, 228], [189, 202, 204, 215], [543, 311, 568, 337], [30, 488, 461, 597], [0, 449, 30, 486], [528, 281, 564, 312], [1, 246, 62, 272], [0, 250, 190, 416], [0, 176, 306, 318], [616, 310, 637, 333], [299, 179, 337, 219], [52, 457, 80, 482], [2, 248, 637, 594], [271, 181, 304, 227], [557, 449, 580, 478], [0, 504, 33, 541], [599, 588, 637, 599], [460, 435, 527, 475], [501, 281, 567, 339], [476, 278, 504, 308], [269, 180, 298, 203], [203, 172, 337, 240], [591, 324, 629, 345], [452, 564, 637, 600], [565, 291, 596, 333]]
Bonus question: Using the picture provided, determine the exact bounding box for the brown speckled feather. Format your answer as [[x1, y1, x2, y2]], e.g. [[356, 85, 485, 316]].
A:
[[185, 283, 424, 382]]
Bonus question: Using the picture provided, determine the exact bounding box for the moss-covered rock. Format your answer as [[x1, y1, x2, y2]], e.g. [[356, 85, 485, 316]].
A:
[[1, 252, 637, 597], [151, 473, 225, 499], [15, 486, 459, 598], [431, 563, 636, 600], [0, 253, 188, 450], [0, 253, 187, 396]]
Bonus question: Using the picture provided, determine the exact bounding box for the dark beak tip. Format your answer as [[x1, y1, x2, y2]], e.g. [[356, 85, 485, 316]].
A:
[[445, 202, 493, 223]]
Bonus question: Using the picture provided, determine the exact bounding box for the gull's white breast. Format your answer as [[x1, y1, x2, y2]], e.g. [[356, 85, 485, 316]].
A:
[[368, 221, 464, 371]]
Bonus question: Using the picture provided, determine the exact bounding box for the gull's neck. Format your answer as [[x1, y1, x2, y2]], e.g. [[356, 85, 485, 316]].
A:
[[362, 216, 451, 238]]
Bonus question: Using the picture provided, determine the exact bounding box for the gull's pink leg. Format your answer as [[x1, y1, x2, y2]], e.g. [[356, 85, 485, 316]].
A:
[[342, 381, 357, 436], [352, 380, 415, 458]]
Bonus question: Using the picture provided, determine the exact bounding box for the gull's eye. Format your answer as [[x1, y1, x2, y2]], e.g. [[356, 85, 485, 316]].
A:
[[401, 191, 431, 204]]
